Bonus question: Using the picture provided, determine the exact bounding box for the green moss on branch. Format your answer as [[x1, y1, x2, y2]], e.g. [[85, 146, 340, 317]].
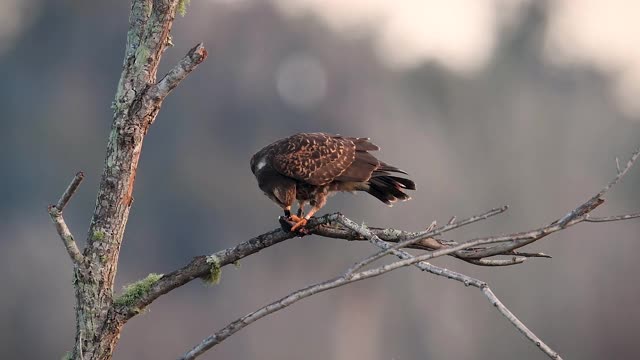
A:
[[92, 230, 105, 241], [114, 273, 163, 310], [203, 255, 222, 285], [178, 0, 191, 16]]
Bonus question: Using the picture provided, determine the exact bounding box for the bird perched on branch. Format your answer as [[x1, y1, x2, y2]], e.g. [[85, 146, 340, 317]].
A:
[[250, 132, 416, 232]]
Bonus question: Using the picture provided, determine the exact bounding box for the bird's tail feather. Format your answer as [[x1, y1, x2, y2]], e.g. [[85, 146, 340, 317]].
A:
[[366, 169, 415, 205]]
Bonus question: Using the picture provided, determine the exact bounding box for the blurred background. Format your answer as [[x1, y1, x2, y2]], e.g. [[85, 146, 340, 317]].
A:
[[1, 0, 639, 359]]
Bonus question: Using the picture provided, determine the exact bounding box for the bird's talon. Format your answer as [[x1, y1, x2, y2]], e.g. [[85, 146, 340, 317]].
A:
[[290, 218, 308, 232], [289, 214, 303, 223], [279, 216, 293, 232]]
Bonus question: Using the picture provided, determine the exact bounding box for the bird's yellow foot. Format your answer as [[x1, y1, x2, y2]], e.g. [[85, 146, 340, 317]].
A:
[[278, 214, 310, 234], [289, 214, 303, 222], [290, 217, 308, 232]]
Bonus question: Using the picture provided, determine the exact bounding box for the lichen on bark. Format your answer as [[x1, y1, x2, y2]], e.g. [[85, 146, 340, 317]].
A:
[[114, 273, 163, 309], [203, 255, 222, 285], [64, 1, 206, 359]]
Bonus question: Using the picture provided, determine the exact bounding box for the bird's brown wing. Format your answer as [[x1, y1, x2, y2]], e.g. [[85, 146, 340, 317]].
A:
[[333, 137, 381, 182], [271, 133, 356, 185]]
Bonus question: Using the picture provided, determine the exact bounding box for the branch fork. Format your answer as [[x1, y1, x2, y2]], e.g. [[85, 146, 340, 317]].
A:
[[45, 0, 640, 358], [48, 171, 85, 265], [177, 148, 640, 360]]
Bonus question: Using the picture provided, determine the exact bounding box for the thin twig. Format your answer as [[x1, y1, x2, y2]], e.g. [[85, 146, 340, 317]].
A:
[[55, 171, 85, 211], [345, 224, 486, 286], [507, 250, 552, 258], [313, 225, 446, 250], [154, 149, 640, 358], [180, 212, 565, 359], [130, 189, 640, 318], [118, 214, 341, 319], [342, 206, 507, 276], [48, 172, 85, 265], [338, 220, 557, 274], [148, 43, 208, 101], [464, 257, 526, 266], [315, 202, 640, 257], [341, 218, 560, 359], [181, 212, 559, 360], [360, 238, 557, 357], [482, 287, 561, 359], [404, 206, 508, 242], [458, 151, 639, 259], [585, 212, 640, 222], [179, 214, 500, 359], [557, 148, 639, 227], [597, 149, 639, 197], [454, 217, 584, 259]]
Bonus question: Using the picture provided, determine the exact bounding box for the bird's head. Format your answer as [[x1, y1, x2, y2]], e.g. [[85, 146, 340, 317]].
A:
[[250, 150, 269, 176], [250, 152, 295, 209], [257, 171, 295, 209]]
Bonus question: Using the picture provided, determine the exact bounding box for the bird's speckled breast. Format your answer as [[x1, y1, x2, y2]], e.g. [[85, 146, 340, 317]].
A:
[[295, 182, 329, 201]]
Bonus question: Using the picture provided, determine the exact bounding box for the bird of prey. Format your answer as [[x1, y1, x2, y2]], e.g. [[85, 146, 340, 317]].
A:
[[250, 132, 416, 232]]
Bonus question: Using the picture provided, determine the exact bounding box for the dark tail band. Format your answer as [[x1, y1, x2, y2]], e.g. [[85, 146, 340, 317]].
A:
[[366, 169, 416, 205]]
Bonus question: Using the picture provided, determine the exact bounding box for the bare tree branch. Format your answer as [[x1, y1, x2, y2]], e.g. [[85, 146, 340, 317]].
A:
[[116, 215, 339, 319], [48, 172, 85, 265], [120, 207, 507, 317], [47, 0, 640, 357], [482, 287, 561, 359], [55, 171, 85, 211], [464, 257, 527, 266], [149, 43, 208, 101], [557, 147, 639, 227], [178, 214, 489, 359], [129, 148, 635, 358], [452, 149, 640, 259], [180, 149, 640, 360], [507, 250, 552, 258], [47, 1, 208, 358], [310, 172, 639, 257], [181, 211, 565, 359], [338, 217, 560, 359], [343, 206, 507, 276], [125, 160, 640, 322], [585, 212, 640, 222]]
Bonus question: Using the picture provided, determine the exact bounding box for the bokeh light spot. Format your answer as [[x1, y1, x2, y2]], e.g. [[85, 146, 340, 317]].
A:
[[276, 53, 328, 110]]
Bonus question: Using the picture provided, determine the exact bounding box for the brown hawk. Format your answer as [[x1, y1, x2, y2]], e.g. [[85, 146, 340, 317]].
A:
[[250, 132, 416, 232]]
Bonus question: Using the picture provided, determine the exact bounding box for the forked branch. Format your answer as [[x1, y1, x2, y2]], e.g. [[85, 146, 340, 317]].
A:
[[149, 43, 208, 100], [177, 148, 639, 360], [46, 1, 208, 358], [48, 171, 85, 265], [44, 0, 640, 359], [180, 210, 564, 360]]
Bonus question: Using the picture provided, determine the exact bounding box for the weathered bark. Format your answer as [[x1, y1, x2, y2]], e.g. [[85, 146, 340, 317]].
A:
[[45, 1, 640, 359], [66, 1, 206, 358]]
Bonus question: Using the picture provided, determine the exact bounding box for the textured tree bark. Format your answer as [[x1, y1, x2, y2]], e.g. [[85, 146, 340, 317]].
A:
[[65, 1, 206, 358], [46, 1, 638, 359]]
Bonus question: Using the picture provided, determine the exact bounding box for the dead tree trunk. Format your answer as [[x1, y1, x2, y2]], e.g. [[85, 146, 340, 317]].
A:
[[46, 2, 640, 360], [48, 1, 206, 358]]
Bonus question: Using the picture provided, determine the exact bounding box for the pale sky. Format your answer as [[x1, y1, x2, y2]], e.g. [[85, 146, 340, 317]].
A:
[[2, 0, 638, 116], [272, 0, 640, 117]]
